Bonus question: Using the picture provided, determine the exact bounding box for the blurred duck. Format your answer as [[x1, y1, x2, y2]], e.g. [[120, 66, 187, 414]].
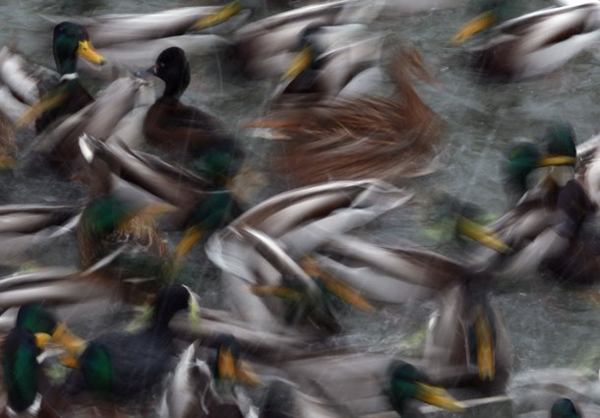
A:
[[423, 279, 511, 395], [76, 134, 174, 283], [31, 75, 151, 176], [1, 328, 62, 418], [13, 22, 105, 133], [312, 234, 512, 393], [223, 3, 376, 79], [206, 179, 412, 335], [509, 368, 600, 417], [64, 285, 194, 399], [248, 44, 444, 185], [142, 47, 245, 181], [159, 335, 260, 418], [262, 355, 464, 417], [40, 6, 250, 78], [452, 0, 600, 81], [76, 135, 247, 271], [268, 24, 386, 105], [14, 304, 85, 364]]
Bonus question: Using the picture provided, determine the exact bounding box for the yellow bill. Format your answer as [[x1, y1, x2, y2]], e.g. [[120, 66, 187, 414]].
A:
[[282, 47, 313, 81], [250, 285, 304, 301], [237, 360, 262, 387], [537, 156, 577, 168], [58, 353, 79, 369], [456, 216, 510, 254], [34, 332, 52, 349], [15, 91, 68, 128], [77, 40, 106, 65], [321, 273, 374, 312], [191, 1, 243, 31], [51, 323, 87, 356], [451, 11, 496, 45], [218, 347, 237, 380], [474, 308, 495, 381], [174, 226, 204, 261], [416, 382, 465, 412]]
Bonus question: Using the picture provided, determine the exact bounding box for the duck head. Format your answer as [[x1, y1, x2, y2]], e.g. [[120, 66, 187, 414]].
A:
[[213, 333, 261, 388], [53, 22, 105, 75], [3, 328, 43, 414], [387, 361, 464, 414], [16, 304, 86, 360], [504, 142, 542, 193], [151, 47, 191, 99], [282, 24, 325, 81], [541, 122, 577, 165], [151, 284, 195, 330], [190, 0, 244, 31], [77, 342, 115, 393], [452, 0, 518, 44], [551, 398, 582, 418]]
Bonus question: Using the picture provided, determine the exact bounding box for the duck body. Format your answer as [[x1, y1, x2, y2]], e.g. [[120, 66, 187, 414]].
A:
[[461, 3, 600, 81], [206, 179, 412, 335], [252, 43, 444, 185], [143, 47, 243, 179], [76, 135, 171, 281], [66, 285, 191, 399]]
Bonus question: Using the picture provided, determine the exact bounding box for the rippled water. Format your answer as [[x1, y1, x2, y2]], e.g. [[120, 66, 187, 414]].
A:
[[1, 0, 599, 416]]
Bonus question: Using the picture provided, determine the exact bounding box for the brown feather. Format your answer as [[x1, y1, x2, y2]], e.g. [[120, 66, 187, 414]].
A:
[[252, 45, 445, 185]]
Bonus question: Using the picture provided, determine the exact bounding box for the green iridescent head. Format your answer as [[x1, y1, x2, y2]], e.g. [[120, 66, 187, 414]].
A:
[[550, 398, 582, 418], [16, 304, 57, 335], [544, 123, 576, 158], [387, 361, 464, 414], [504, 142, 541, 193], [79, 342, 114, 393], [3, 328, 41, 412]]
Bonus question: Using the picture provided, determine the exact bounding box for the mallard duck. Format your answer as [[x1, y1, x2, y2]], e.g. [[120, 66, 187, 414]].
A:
[[509, 368, 600, 417], [1, 328, 62, 418], [141, 47, 244, 179], [12, 22, 105, 133], [64, 284, 194, 399], [159, 335, 260, 418], [14, 304, 85, 361], [248, 43, 444, 185], [42, 6, 248, 48], [260, 352, 464, 417], [75, 134, 247, 271], [452, 1, 600, 81], [32, 76, 152, 175], [309, 233, 512, 393], [206, 179, 412, 334], [76, 135, 173, 283]]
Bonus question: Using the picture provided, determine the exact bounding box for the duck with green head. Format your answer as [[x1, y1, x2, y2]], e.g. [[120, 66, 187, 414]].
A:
[[551, 399, 584, 418], [504, 123, 577, 197], [18, 22, 105, 133], [1, 328, 61, 418], [387, 361, 465, 417], [64, 284, 195, 399], [452, 0, 600, 81], [76, 134, 174, 283], [15, 304, 86, 363]]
